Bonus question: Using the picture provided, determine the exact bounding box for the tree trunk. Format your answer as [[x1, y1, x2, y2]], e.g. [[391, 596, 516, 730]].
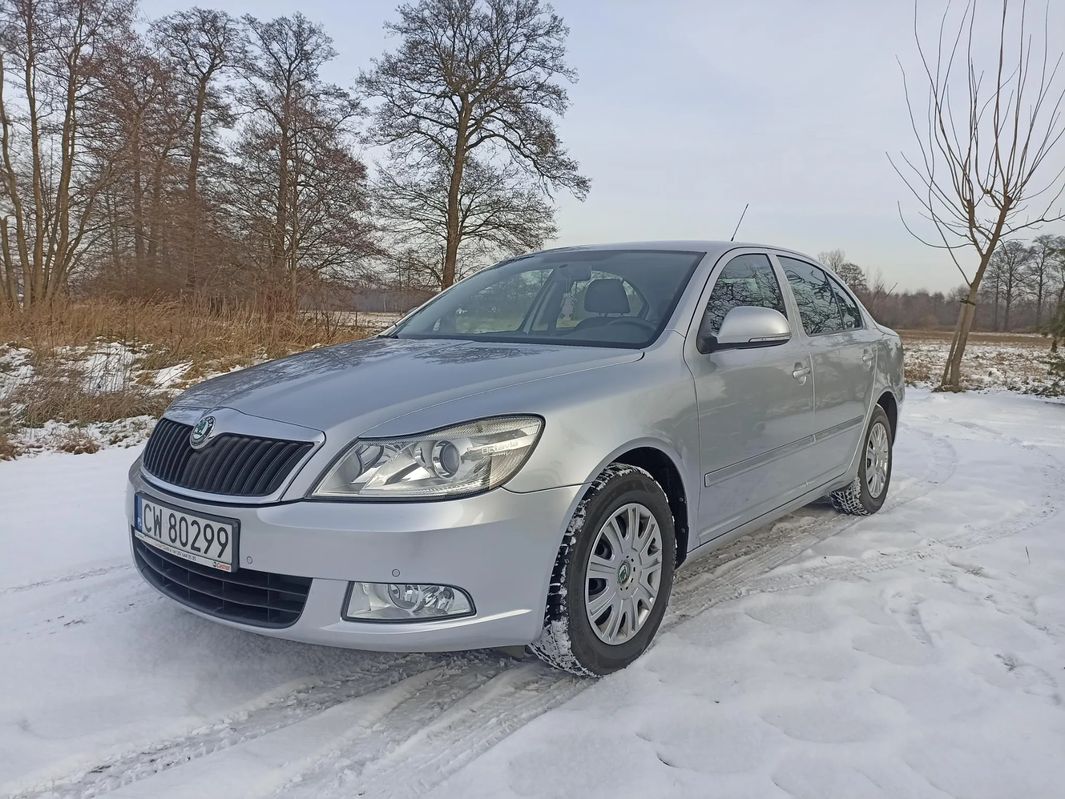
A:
[[25, 22, 45, 309], [441, 105, 470, 290], [992, 280, 1000, 330], [147, 157, 165, 273], [1053, 285, 1065, 352], [272, 117, 291, 308], [184, 76, 209, 294], [131, 127, 146, 270], [941, 287, 979, 389], [940, 228, 1002, 390], [1035, 275, 1045, 329]]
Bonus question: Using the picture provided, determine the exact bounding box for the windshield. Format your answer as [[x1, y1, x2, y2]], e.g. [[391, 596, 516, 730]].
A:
[[390, 249, 704, 348]]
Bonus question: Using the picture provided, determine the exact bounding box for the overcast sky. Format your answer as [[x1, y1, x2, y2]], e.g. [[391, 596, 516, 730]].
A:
[[142, 0, 1065, 293]]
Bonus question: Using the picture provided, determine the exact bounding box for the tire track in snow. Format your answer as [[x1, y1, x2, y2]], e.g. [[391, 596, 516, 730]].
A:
[[0, 563, 131, 596], [273, 664, 582, 799], [6, 654, 491, 799]]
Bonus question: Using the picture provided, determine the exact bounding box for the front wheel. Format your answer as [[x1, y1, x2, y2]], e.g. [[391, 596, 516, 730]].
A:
[[831, 405, 893, 516], [531, 464, 676, 676]]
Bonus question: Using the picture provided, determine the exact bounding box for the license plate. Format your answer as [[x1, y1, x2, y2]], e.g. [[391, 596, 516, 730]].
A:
[[134, 494, 239, 572]]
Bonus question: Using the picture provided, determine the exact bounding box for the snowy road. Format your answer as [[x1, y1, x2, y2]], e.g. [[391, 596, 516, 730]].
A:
[[2, 390, 1064, 799]]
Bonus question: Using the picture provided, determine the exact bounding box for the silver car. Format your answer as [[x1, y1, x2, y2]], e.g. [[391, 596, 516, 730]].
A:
[[126, 241, 903, 675]]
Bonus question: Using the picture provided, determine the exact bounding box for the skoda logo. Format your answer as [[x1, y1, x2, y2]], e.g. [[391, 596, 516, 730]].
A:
[[190, 415, 215, 449]]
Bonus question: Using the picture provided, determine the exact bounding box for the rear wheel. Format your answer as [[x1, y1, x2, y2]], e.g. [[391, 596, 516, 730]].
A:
[[831, 404, 893, 516], [531, 464, 676, 676]]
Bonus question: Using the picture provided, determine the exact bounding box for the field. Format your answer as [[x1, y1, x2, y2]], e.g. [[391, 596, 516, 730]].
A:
[[1, 389, 1063, 798], [899, 330, 1061, 393]]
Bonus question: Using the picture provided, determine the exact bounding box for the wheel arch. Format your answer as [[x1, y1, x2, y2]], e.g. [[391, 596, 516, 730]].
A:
[[610, 446, 691, 568], [876, 389, 899, 442]]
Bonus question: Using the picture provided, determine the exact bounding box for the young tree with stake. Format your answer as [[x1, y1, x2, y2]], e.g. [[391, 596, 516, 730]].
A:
[[891, 0, 1065, 389]]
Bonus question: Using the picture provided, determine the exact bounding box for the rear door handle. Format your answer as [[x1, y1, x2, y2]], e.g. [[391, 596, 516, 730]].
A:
[[862, 350, 874, 366], [792, 363, 811, 383]]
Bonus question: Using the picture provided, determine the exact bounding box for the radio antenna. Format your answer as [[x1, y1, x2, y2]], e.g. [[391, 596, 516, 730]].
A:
[[729, 203, 749, 242]]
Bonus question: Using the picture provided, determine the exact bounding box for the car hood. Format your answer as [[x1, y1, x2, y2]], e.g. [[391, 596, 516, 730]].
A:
[[168, 337, 642, 434]]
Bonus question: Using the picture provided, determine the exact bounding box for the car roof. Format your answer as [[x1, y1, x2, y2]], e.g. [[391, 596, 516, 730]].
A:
[[536, 240, 822, 264]]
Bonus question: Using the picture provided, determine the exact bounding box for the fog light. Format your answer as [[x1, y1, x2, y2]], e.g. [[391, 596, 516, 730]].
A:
[[344, 582, 474, 621]]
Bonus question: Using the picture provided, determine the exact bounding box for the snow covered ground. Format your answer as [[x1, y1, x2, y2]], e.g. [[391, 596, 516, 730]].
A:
[[901, 331, 1060, 393], [1, 389, 1063, 799]]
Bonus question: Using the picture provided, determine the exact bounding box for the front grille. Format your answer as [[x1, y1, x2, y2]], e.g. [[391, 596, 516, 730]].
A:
[[143, 417, 312, 497], [133, 535, 312, 628]]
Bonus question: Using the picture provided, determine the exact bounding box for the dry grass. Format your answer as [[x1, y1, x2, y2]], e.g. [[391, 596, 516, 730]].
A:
[[0, 299, 372, 440], [52, 428, 101, 455], [899, 329, 1051, 348], [0, 432, 18, 460], [901, 328, 1058, 392], [7, 359, 170, 428], [0, 299, 367, 379]]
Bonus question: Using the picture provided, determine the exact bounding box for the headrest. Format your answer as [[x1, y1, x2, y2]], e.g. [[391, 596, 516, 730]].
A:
[[584, 278, 630, 314]]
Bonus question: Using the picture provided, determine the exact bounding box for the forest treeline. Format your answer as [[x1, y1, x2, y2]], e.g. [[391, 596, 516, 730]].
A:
[[0, 0, 586, 312], [821, 237, 1065, 334]]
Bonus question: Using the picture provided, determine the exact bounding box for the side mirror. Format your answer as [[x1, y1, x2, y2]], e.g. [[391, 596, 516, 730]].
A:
[[697, 306, 791, 353]]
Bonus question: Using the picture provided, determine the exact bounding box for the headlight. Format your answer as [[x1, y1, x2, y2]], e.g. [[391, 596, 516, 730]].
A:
[[312, 415, 543, 499]]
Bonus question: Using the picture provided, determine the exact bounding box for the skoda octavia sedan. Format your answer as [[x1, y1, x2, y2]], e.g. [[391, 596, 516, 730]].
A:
[[127, 242, 903, 675]]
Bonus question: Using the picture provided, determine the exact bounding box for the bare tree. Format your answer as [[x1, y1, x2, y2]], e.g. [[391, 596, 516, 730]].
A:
[[228, 13, 373, 310], [88, 36, 188, 288], [839, 263, 868, 295], [990, 239, 1032, 330], [864, 268, 897, 320], [375, 156, 555, 288], [891, 0, 1065, 389], [0, 0, 136, 310], [818, 249, 868, 295], [152, 7, 240, 294], [818, 249, 847, 272], [1027, 233, 1060, 328], [361, 0, 588, 290], [1048, 234, 1065, 348], [981, 252, 1004, 329]]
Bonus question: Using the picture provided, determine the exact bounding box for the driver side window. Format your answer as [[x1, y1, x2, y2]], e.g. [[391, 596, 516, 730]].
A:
[[704, 254, 787, 336]]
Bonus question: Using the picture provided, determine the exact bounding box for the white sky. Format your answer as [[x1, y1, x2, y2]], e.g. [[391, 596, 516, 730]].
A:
[[142, 0, 1065, 293]]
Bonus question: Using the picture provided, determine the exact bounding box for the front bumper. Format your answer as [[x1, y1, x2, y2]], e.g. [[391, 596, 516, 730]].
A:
[[126, 463, 581, 651]]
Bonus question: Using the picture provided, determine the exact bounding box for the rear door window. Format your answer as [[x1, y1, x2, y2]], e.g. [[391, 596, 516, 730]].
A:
[[779, 256, 844, 335], [827, 276, 863, 330]]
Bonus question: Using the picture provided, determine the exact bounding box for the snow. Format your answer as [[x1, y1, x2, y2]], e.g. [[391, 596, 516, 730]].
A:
[[1, 390, 1064, 798], [0, 346, 34, 398], [76, 343, 137, 395], [902, 332, 1059, 393]]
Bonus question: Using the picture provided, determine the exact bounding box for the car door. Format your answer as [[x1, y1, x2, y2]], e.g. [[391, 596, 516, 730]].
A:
[[684, 250, 817, 543], [774, 255, 878, 485]]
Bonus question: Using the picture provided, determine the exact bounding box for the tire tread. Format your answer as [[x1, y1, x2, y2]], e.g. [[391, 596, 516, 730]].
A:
[[530, 464, 660, 676]]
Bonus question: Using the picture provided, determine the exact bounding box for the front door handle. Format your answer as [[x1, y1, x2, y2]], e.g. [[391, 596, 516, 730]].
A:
[[792, 363, 811, 383]]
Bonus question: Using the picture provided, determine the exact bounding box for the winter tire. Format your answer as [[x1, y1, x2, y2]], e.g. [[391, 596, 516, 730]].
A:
[[831, 404, 893, 516], [531, 464, 676, 676]]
